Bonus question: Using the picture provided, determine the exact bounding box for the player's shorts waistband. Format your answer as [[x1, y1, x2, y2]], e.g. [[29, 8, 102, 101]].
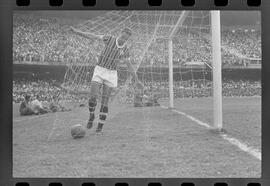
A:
[[95, 65, 117, 72]]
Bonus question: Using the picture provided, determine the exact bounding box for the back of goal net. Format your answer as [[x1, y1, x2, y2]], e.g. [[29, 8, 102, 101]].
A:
[[63, 11, 212, 104], [61, 11, 213, 117]]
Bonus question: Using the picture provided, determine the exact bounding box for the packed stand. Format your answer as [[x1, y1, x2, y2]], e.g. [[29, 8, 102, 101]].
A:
[[13, 77, 261, 106], [13, 15, 261, 67], [138, 79, 261, 99], [13, 79, 85, 104]]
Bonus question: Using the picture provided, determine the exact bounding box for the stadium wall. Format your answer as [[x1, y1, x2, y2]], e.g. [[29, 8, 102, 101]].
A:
[[13, 64, 261, 82]]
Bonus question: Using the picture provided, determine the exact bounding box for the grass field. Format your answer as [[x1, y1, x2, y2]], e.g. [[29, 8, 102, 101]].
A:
[[13, 97, 261, 178]]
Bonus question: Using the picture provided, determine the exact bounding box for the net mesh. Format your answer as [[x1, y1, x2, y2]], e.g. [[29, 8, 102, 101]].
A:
[[48, 11, 214, 140], [61, 11, 213, 105]]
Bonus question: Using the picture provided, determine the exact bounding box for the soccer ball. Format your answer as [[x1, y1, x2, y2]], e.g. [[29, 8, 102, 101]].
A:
[[71, 124, 86, 139]]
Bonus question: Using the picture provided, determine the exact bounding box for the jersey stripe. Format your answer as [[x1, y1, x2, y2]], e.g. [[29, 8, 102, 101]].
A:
[[106, 40, 118, 69], [97, 36, 129, 70], [100, 37, 115, 67]]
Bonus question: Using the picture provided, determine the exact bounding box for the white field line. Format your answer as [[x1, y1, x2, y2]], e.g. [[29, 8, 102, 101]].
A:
[[221, 133, 261, 161], [47, 113, 59, 141], [160, 105, 261, 161]]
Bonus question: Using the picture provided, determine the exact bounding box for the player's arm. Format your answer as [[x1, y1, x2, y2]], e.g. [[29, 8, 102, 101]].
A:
[[70, 26, 104, 40], [125, 58, 144, 89], [121, 47, 143, 89]]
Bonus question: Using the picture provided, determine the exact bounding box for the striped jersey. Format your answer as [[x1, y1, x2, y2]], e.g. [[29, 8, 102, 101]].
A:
[[97, 35, 130, 70]]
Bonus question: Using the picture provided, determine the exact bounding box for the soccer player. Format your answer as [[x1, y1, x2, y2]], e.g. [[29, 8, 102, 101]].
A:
[[70, 26, 143, 133]]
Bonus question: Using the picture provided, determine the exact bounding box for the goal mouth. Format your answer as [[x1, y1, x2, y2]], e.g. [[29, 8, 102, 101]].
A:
[[43, 11, 216, 140], [43, 10, 261, 140], [62, 10, 213, 100]]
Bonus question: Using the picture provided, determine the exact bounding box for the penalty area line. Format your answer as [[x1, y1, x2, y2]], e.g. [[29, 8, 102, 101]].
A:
[[160, 105, 261, 161]]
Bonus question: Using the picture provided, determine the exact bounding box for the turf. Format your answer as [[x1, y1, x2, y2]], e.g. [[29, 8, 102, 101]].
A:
[[13, 97, 261, 177]]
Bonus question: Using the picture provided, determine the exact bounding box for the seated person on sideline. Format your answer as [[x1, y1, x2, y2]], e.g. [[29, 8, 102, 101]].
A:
[[134, 90, 160, 107], [48, 95, 71, 113], [31, 95, 49, 114], [19, 95, 37, 116]]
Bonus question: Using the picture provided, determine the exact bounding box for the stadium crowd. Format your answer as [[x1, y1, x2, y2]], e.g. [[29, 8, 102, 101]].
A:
[[13, 14, 261, 109], [14, 79, 57, 103], [13, 78, 261, 104], [13, 15, 98, 64], [13, 15, 261, 67], [141, 79, 261, 99]]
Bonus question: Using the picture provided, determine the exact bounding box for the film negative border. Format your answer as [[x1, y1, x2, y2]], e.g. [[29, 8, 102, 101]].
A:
[[0, 0, 269, 186], [9, 180, 268, 186], [12, 0, 262, 9], [14, 0, 262, 8], [10, 180, 267, 186]]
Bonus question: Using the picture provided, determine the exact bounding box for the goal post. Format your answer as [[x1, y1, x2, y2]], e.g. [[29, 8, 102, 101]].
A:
[[211, 10, 223, 130], [168, 39, 174, 108], [167, 10, 223, 130], [62, 11, 224, 130], [168, 11, 188, 109]]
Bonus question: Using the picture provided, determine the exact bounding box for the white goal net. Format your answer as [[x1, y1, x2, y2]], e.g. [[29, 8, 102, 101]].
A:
[[62, 11, 213, 106], [45, 10, 222, 140]]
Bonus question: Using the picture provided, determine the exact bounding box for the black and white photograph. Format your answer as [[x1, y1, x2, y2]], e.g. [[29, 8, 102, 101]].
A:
[[13, 10, 261, 178]]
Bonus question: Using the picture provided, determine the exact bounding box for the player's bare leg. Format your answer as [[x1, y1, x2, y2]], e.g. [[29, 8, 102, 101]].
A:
[[96, 84, 113, 133], [87, 81, 102, 129]]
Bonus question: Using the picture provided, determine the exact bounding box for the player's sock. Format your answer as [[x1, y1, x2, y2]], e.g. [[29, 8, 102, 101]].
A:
[[96, 122, 104, 133], [96, 105, 108, 132], [87, 97, 97, 129], [87, 112, 95, 129]]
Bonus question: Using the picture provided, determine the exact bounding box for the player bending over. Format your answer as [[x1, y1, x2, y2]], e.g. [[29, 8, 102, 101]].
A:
[[70, 26, 143, 133]]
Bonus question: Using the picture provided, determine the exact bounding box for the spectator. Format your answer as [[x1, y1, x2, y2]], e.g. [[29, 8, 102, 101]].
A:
[[31, 95, 49, 114], [13, 14, 261, 67], [20, 94, 36, 116]]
